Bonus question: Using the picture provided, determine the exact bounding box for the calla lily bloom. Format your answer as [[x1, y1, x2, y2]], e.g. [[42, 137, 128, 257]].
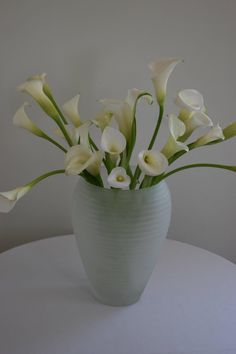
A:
[[0, 186, 31, 213], [107, 167, 131, 188], [161, 114, 189, 158], [101, 126, 126, 155], [92, 110, 113, 131], [65, 145, 103, 176], [62, 94, 82, 127], [17, 74, 59, 120], [180, 111, 213, 141], [13, 103, 44, 137], [138, 149, 168, 176], [176, 89, 205, 112], [194, 124, 225, 147], [100, 89, 152, 141], [148, 58, 182, 105]]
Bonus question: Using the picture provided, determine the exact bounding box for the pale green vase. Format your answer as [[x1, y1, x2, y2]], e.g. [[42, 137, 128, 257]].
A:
[[72, 178, 171, 306]]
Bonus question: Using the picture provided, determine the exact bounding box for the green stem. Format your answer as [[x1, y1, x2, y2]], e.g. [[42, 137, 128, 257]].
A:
[[148, 104, 164, 149], [28, 169, 65, 188], [152, 163, 236, 185], [55, 119, 73, 147], [41, 133, 67, 153], [47, 94, 68, 125]]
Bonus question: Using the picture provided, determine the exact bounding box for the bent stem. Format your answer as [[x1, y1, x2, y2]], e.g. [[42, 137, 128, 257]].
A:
[[41, 133, 67, 153], [28, 169, 65, 188], [152, 163, 236, 186]]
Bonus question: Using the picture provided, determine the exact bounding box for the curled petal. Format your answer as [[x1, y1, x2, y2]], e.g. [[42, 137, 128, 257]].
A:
[[149, 58, 182, 104], [0, 186, 31, 213], [62, 94, 82, 127], [101, 126, 126, 155], [13, 103, 43, 137], [176, 89, 205, 112], [107, 167, 131, 189], [194, 124, 225, 147], [126, 89, 153, 110], [138, 150, 168, 176], [65, 145, 103, 176], [17, 75, 58, 119]]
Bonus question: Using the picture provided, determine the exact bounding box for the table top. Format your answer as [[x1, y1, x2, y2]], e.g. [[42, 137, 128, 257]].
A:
[[0, 235, 236, 354]]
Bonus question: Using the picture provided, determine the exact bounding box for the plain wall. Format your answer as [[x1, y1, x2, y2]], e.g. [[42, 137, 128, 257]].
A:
[[0, 0, 236, 262]]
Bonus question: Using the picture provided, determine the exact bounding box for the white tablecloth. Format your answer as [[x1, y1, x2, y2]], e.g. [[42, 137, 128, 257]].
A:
[[0, 235, 236, 354]]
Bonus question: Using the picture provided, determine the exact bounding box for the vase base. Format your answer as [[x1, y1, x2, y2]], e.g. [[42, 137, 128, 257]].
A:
[[91, 291, 141, 307]]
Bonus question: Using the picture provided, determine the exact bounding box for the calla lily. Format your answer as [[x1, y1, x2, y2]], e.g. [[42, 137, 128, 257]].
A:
[[101, 126, 126, 155], [17, 74, 58, 120], [65, 145, 103, 176], [13, 103, 44, 137], [100, 89, 152, 141], [138, 149, 168, 176], [0, 186, 31, 213], [148, 58, 182, 105], [107, 167, 131, 188], [92, 110, 113, 131], [176, 89, 205, 112], [161, 114, 189, 158], [194, 124, 225, 147], [62, 94, 82, 127], [179, 111, 213, 142]]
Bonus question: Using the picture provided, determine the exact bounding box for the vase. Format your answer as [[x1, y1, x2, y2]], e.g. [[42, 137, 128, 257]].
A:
[[71, 178, 171, 306]]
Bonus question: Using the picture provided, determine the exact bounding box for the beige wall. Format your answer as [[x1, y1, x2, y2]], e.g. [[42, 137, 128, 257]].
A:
[[0, 0, 236, 262]]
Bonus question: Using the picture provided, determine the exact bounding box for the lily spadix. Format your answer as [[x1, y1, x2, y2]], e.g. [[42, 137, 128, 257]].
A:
[[161, 114, 189, 159], [62, 94, 82, 127], [100, 89, 152, 141], [193, 124, 225, 147], [107, 167, 131, 189], [0, 186, 31, 213], [101, 126, 126, 155], [17, 74, 59, 120], [138, 150, 168, 176], [149, 58, 182, 105], [65, 145, 103, 176]]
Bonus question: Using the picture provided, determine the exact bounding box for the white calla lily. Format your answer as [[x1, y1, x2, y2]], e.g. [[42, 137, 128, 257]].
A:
[[0, 186, 31, 213], [13, 103, 44, 137], [194, 124, 225, 147], [101, 126, 126, 155], [176, 89, 205, 112], [17, 74, 58, 120], [62, 94, 82, 127], [161, 114, 189, 158], [138, 150, 168, 176], [65, 145, 103, 176], [92, 110, 113, 131], [148, 58, 182, 105], [107, 167, 131, 188], [180, 111, 213, 142], [100, 89, 152, 141]]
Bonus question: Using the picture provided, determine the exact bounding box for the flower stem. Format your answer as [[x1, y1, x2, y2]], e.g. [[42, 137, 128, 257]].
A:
[[148, 104, 164, 149], [28, 169, 65, 188], [41, 133, 67, 153]]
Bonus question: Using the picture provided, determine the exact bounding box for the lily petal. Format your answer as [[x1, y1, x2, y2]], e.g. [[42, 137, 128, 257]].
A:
[[107, 167, 131, 188], [0, 186, 31, 213], [92, 110, 113, 131], [176, 89, 205, 112], [138, 150, 168, 176], [17, 74, 58, 119], [62, 94, 82, 127], [194, 124, 225, 147], [101, 126, 126, 155], [13, 103, 44, 137], [149, 58, 182, 104], [162, 114, 189, 158]]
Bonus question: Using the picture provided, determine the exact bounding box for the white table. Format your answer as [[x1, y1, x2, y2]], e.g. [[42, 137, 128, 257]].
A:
[[0, 235, 236, 354]]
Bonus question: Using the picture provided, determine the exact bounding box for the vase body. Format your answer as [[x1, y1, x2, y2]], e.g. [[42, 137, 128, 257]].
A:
[[72, 178, 171, 306]]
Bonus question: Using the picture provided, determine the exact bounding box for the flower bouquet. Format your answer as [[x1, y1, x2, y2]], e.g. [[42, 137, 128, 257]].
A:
[[1, 58, 236, 306]]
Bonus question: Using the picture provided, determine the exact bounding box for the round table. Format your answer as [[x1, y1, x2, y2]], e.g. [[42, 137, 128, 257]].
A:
[[0, 235, 236, 354]]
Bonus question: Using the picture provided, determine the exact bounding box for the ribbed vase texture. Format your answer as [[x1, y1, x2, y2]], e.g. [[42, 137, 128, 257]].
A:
[[72, 178, 171, 306]]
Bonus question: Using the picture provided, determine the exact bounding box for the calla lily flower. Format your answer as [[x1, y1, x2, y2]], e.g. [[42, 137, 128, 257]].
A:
[[13, 103, 44, 137], [107, 167, 131, 188], [101, 126, 126, 155], [17, 74, 59, 120], [92, 110, 113, 131], [65, 145, 103, 176], [176, 89, 205, 112], [194, 124, 225, 147], [62, 94, 82, 127], [0, 186, 31, 213], [100, 89, 152, 140], [161, 114, 189, 158], [148, 58, 182, 105], [138, 149, 168, 176], [180, 111, 213, 142]]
